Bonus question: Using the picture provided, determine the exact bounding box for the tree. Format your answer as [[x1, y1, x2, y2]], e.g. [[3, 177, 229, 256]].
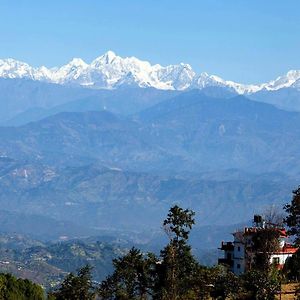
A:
[[98, 247, 155, 300], [283, 249, 300, 281], [163, 205, 195, 242], [49, 265, 95, 300], [0, 273, 44, 300], [251, 227, 281, 271], [189, 266, 217, 300], [283, 250, 300, 299], [284, 186, 300, 245], [97, 205, 221, 299], [210, 266, 241, 300], [242, 268, 281, 300], [264, 206, 284, 227], [98, 205, 215, 300], [153, 205, 203, 300]]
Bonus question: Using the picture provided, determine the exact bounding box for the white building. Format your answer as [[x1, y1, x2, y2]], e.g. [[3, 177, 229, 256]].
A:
[[218, 225, 297, 275]]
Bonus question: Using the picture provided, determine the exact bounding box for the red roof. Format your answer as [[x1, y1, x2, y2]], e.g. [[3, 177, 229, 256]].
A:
[[240, 227, 288, 237], [274, 244, 298, 254], [279, 229, 287, 237]]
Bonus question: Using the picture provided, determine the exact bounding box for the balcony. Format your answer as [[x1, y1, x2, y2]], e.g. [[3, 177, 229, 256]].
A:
[[218, 258, 234, 267], [219, 241, 234, 251]]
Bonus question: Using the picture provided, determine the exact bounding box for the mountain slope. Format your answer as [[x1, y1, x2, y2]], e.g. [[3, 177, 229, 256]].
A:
[[1, 95, 300, 233], [0, 158, 295, 231], [4, 87, 178, 126], [0, 78, 93, 123], [137, 91, 300, 174], [0, 236, 128, 287], [2, 93, 300, 174], [0, 111, 183, 171], [249, 87, 300, 112], [0, 78, 178, 124]]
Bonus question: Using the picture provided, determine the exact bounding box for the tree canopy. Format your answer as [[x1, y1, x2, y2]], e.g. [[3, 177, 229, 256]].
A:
[[49, 265, 95, 300], [0, 273, 44, 300], [284, 186, 300, 245]]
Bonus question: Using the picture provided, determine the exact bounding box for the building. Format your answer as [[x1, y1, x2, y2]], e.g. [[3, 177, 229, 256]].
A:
[[218, 216, 298, 275]]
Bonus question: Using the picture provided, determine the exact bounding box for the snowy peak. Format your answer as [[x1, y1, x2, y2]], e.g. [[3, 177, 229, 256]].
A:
[[91, 51, 118, 67], [0, 58, 34, 79], [91, 51, 117, 66], [259, 70, 300, 91], [67, 58, 88, 67], [0, 51, 299, 94], [191, 73, 260, 94]]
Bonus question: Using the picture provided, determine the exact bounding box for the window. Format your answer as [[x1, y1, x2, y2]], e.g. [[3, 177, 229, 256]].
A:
[[272, 257, 280, 265], [238, 246, 241, 251], [237, 264, 241, 269], [227, 253, 232, 260]]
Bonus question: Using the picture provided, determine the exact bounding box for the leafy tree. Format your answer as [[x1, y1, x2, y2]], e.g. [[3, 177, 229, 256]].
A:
[[283, 249, 300, 281], [242, 268, 281, 300], [251, 227, 280, 271], [284, 186, 300, 245], [153, 205, 205, 300], [210, 266, 241, 300], [0, 273, 44, 300], [98, 205, 212, 300], [98, 247, 155, 300], [154, 241, 199, 299], [49, 265, 95, 300], [163, 205, 195, 242], [188, 266, 217, 300]]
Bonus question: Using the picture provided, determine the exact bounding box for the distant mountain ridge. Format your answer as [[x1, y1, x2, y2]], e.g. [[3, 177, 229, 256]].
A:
[[2, 92, 300, 176], [0, 156, 295, 233], [0, 89, 300, 254], [1, 51, 300, 93], [0, 79, 179, 124]]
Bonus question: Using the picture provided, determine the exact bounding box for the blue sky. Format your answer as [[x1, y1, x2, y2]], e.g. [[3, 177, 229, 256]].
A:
[[0, 0, 299, 83]]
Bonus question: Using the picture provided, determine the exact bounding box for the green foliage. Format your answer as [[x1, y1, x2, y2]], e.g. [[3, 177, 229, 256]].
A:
[[210, 266, 242, 300], [98, 205, 213, 300], [49, 265, 95, 300], [98, 247, 155, 300], [283, 248, 300, 281], [0, 273, 44, 300], [152, 205, 207, 300], [242, 268, 281, 300], [163, 205, 195, 241], [154, 242, 199, 299], [284, 186, 300, 245], [187, 266, 216, 300]]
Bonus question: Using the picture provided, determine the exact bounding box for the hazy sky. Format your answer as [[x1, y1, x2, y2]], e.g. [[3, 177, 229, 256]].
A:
[[0, 0, 299, 83]]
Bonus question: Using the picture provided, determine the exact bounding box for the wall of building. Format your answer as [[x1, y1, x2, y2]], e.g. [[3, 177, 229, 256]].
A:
[[233, 241, 245, 275], [270, 253, 293, 266]]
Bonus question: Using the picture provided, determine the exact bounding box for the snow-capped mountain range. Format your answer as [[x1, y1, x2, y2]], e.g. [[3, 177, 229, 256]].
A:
[[0, 51, 300, 94]]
